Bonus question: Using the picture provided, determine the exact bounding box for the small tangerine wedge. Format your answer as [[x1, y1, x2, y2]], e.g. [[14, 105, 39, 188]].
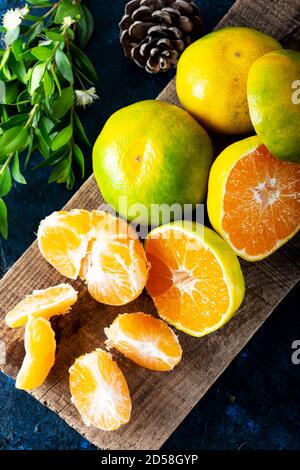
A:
[[38, 209, 93, 279], [16, 317, 56, 391], [207, 136, 300, 261], [37, 210, 148, 306], [69, 349, 131, 431], [105, 312, 182, 371], [5, 283, 78, 328], [84, 217, 148, 305], [145, 222, 245, 337]]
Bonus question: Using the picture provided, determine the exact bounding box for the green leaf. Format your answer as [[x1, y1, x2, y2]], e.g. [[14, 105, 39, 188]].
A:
[[73, 143, 85, 177], [28, 21, 44, 44], [0, 165, 12, 197], [9, 54, 27, 84], [51, 66, 61, 95], [45, 31, 64, 42], [12, 152, 26, 184], [30, 62, 46, 95], [55, 49, 74, 84], [25, 131, 34, 167], [0, 198, 8, 239], [35, 128, 49, 158], [0, 127, 29, 156], [74, 112, 90, 147], [3, 82, 18, 104], [43, 70, 55, 97], [33, 146, 68, 170], [0, 48, 10, 70], [28, 0, 53, 5], [52, 86, 74, 119], [40, 116, 55, 144], [0, 114, 28, 130], [71, 44, 98, 83], [51, 125, 72, 151], [0, 80, 5, 104], [48, 158, 71, 184], [78, 5, 94, 49], [12, 39, 24, 61], [31, 46, 53, 61], [54, 4, 81, 24]]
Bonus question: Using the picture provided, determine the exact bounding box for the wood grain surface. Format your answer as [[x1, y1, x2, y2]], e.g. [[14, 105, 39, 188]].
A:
[[0, 0, 299, 450]]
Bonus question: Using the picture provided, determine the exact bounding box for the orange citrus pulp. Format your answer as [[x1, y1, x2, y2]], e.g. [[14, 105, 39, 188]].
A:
[[69, 348, 131, 431], [105, 312, 182, 371]]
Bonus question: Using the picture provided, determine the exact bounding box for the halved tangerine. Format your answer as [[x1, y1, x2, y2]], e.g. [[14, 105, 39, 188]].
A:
[[69, 348, 132, 431], [5, 283, 78, 328], [207, 136, 300, 260], [105, 312, 182, 371], [145, 222, 245, 337], [16, 317, 56, 390]]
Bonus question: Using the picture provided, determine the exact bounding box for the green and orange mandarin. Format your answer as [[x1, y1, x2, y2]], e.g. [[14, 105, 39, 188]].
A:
[[248, 49, 300, 162], [93, 100, 213, 225]]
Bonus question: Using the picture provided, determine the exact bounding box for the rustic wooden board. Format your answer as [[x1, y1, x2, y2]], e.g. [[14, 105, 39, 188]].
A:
[[0, 0, 300, 451]]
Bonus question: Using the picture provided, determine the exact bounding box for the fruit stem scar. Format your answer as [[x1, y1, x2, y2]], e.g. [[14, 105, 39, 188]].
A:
[[235, 51, 241, 57]]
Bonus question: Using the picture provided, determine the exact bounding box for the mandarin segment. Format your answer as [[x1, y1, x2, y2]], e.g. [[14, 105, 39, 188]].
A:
[[37, 210, 92, 279], [105, 312, 182, 371], [69, 349, 132, 431], [145, 222, 245, 337], [15, 317, 56, 391], [207, 136, 300, 260], [5, 284, 78, 328]]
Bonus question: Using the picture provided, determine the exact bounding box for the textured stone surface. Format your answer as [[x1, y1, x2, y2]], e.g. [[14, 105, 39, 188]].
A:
[[0, 0, 299, 450]]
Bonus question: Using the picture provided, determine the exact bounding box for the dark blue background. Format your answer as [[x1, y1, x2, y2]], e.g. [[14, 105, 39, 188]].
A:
[[0, 0, 299, 450]]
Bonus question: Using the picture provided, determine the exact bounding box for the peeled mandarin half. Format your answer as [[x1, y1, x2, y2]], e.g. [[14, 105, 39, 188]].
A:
[[207, 136, 300, 261], [105, 312, 182, 371], [69, 349, 132, 431], [5, 283, 78, 328], [16, 317, 56, 391], [37, 209, 149, 306], [144, 222, 245, 337]]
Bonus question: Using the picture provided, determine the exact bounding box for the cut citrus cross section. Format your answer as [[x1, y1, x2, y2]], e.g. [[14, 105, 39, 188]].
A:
[[16, 317, 56, 391], [69, 349, 132, 431], [144, 222, 245, 337], [37, 210, 149, 306], [105, 312, 182, 371], [5, 283, 78, 328], [207, 136, 300, 261]]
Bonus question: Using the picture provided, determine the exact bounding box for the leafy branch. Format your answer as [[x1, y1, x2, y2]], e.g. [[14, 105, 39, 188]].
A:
[[0, 0, 98, 239]]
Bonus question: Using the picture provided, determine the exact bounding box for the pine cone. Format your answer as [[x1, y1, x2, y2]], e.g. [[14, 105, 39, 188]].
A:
[[119, 0, 202, 73]]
